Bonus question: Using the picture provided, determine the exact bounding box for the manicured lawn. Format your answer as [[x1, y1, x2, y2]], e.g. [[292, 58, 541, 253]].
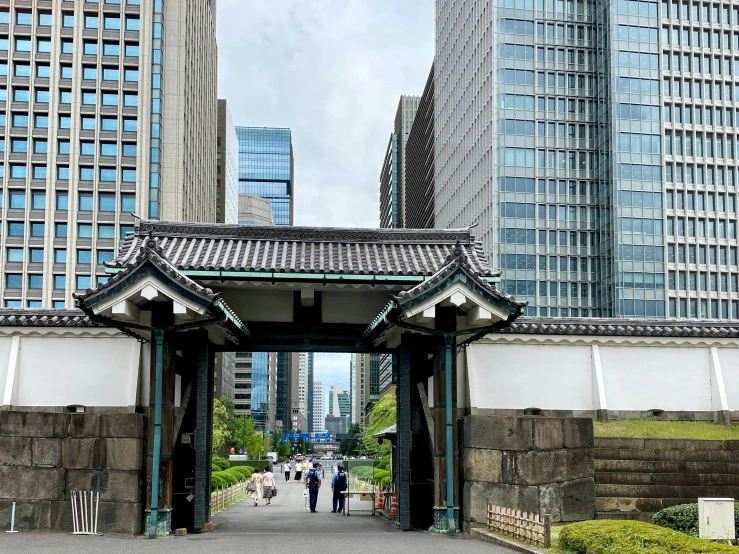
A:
[[594, 420, 739, 440]]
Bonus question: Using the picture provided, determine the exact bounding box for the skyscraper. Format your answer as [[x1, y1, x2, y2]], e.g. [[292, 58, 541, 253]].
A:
[[350, 353, 380, 429], [236, 127, 294, 226], [312, 380, 325, 433], [328, 384, 350, 420], [0, 0, 217, 309], [405, 65, 435, 230], [234, 351, 277, 432], [435, 0, 737, 319], [216, 99, 239, 224], [379, 96, 420, 229]]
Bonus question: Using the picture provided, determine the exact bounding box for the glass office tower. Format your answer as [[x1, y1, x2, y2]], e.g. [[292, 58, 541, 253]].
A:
[[236, 127, 294, 226], [0, 0, 217, 309], [435, 0, 739, 319]]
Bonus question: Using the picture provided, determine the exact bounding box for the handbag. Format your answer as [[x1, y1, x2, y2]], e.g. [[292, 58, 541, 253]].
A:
[[246, 480, 256, 492], [272, 486, 278, 497]]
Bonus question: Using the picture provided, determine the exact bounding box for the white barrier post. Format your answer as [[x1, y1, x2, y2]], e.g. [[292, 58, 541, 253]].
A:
[[5, 502, 18, 533]]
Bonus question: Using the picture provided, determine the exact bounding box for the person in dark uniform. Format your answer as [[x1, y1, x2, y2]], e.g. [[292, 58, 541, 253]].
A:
[[305, 461, 321, 512], [331, 462, 348, 514]]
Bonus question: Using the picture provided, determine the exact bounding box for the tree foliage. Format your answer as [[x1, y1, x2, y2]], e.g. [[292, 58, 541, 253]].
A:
[[212, 398, 232, 454], [362, 394, 396, 458]]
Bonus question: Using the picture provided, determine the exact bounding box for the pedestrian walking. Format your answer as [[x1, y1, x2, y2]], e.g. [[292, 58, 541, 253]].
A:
[[262, 466, 276, 506], [294, 460, 303, 481], [250, 467, 263, 506], [305, 461, 321, 512], [331, 462, 348, 514], [282, 460, 291, 482]]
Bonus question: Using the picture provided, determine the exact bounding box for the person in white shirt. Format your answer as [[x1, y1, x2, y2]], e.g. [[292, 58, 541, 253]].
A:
[[262, 467, 276, 505], [294, 460, 303, 481], [283, 460, 291, 482]]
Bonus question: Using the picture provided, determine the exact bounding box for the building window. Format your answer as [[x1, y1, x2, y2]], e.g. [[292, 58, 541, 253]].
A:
[[35, 115, 48, 128], [98, 225, 115, 239], [14, 64, 30, 77], [77, 250, 92, 264], [36, 64, 50, 78], [98, 194, 115, 211], [15, 12, 32, 25], [7, 222, 23, 236], [125, 17, 140, 31], [83, 42, 98, 55], [28, 274, 43, 289], [97, 250, 114, 264], [6, 248, 22, 262], [79, 194, 93, 211], [103, 17, 120, 30], [53, 275, 65, 289], [30, 223, 44, 237], [54, 249, 66, 263], [103, 42, 120, 56], [80, 167, 94, 180], [31, 192, 45, 209], [14, 39, 31, 52], [5, 274, 21, 288], [9, 165, 26, 179], [78, 224, 93, 238], [29, 249, 43, 263], [55, 223, 67, 238], [85, 16, 99, 28]]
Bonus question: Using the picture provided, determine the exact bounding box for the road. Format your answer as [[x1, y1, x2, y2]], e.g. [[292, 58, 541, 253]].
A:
[[0, 475, 515, 553]]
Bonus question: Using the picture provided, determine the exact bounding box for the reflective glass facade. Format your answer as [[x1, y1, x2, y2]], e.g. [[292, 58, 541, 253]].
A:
[[436, 0, 739, 319], [236, 127, 293, 226]]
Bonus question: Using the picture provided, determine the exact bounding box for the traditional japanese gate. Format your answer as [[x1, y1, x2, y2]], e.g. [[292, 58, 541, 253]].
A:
[[74, 222, 525, 538]]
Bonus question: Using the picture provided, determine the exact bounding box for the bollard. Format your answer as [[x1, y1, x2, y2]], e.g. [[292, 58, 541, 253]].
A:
[[6, 502, 18, 533]]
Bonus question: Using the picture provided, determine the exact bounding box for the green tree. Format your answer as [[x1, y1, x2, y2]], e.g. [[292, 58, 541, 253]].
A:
[[212, 398, 233, 455], [362, 394, 396, 458], [348, 423, 362, 436]]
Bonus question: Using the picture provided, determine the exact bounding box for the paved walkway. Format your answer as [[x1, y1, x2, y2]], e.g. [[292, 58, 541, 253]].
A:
[[0, 478, 514, 553]]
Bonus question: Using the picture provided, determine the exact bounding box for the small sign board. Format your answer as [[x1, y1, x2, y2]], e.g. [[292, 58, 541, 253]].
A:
[[229, 455, 247, 461]]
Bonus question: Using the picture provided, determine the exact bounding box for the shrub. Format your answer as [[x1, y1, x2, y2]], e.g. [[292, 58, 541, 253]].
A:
[[211, 464, 220, 473], [653, 503, 739, 539], [212, 457, 230, 471], [229, 466, 254, 479], [213, 470, 238, 486], [228, 459, 271, 472], [559, 520, 737, 554], [211, 473, 226, 488], [377, 456, 390, 471]]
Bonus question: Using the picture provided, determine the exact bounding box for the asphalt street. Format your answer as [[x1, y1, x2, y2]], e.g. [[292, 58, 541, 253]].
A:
[[0, 474, 514, 553]]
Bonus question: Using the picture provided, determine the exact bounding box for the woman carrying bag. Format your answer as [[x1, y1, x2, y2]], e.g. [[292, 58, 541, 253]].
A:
[[262, 466, 276, 505], [249, 467, 263, 506]]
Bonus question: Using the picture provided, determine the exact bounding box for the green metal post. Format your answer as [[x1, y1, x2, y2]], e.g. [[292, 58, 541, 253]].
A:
[[444, 334, 457, 534], [149, 329, 164, 539]]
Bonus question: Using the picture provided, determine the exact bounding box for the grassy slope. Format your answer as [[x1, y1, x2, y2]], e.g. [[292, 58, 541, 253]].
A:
[[594, 420, 739, 440]]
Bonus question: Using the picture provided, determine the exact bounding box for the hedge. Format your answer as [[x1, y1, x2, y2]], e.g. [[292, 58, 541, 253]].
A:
[[653, 503, 739, 539], [228, 459, 272, 471], [212, 457, 230, 471], [559, 520, 737, 554]]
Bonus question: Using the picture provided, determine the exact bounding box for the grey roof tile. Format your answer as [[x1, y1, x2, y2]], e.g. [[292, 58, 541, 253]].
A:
[[111, 222, 497, 277]]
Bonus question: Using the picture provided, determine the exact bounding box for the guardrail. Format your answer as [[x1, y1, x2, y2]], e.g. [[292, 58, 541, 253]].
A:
[[210, 480, 250, 515], [486, 504, 551, 548]]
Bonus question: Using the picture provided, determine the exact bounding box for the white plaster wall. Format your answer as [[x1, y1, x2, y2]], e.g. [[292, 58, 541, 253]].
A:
[[466, 343, 594, 410], [0, 337, 14, 398], [15, 336, 141, 407], [717, 348, 739, 410], [599, 346, 712, 411]]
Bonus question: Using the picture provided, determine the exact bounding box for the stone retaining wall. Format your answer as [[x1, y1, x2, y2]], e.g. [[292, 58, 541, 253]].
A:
[[0, 410, 144, 534], [595, 437, 739, 521], [461, 415, 595, 530]]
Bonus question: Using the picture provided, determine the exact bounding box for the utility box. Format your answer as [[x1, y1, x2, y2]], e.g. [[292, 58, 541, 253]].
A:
[[698, 498, 736, 540]]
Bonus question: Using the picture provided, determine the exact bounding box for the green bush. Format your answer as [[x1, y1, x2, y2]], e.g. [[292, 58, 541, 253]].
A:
[[211, 473, 226, 488], [212, 457, 230, 471], [228, 459, 272, 471], [211, 464, 220, 473], [229, 465, 254, 479], [653, 503, 739, 539], [377, 456, 390, 470], [559, 520, 737, 554], [213, 470, 238, 486]]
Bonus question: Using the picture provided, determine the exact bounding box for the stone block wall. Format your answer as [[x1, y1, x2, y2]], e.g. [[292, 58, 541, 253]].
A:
[[461, 415, 595, 528], [0, 411, 145, 535], [595, 437, 739, 521]]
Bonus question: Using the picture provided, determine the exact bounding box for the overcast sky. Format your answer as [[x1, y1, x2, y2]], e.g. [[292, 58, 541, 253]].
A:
[[216, 1, 434, 402]]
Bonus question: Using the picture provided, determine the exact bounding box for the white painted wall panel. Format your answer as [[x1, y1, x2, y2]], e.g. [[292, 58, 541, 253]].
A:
[[717, 348, 739, 410], [467, 343, 594, 410], [598, 346, 712, 411], [15, 337, 140, 407], [0, 336, 14, 400]]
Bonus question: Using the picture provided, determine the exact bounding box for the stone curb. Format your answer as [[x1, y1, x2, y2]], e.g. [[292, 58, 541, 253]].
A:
[[470, 528, 547, 554]]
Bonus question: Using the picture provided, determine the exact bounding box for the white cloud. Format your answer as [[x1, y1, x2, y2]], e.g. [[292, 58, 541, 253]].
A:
[[216, 0, 434, 228]]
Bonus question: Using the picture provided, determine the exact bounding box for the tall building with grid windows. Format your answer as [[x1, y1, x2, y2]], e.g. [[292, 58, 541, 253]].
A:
[[379, 95, 420, 229], [234, 351, 277, 432], [436, 0, 739, 319], [236, 126, 294, 226], [0, 0, 217, 309]]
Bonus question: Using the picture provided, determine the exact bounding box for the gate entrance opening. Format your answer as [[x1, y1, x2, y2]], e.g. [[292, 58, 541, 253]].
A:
[[74, 221, 524, 537]]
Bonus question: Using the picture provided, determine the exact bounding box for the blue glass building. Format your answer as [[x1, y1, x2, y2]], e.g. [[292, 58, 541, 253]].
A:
[[236, 127, 294, 226]]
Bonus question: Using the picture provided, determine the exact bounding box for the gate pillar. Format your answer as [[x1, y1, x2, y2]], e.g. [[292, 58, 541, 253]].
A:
[[193, 332, 214, 530]]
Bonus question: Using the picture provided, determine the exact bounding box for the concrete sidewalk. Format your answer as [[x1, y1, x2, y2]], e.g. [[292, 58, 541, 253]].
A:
[[0, 477, 514, 553]]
